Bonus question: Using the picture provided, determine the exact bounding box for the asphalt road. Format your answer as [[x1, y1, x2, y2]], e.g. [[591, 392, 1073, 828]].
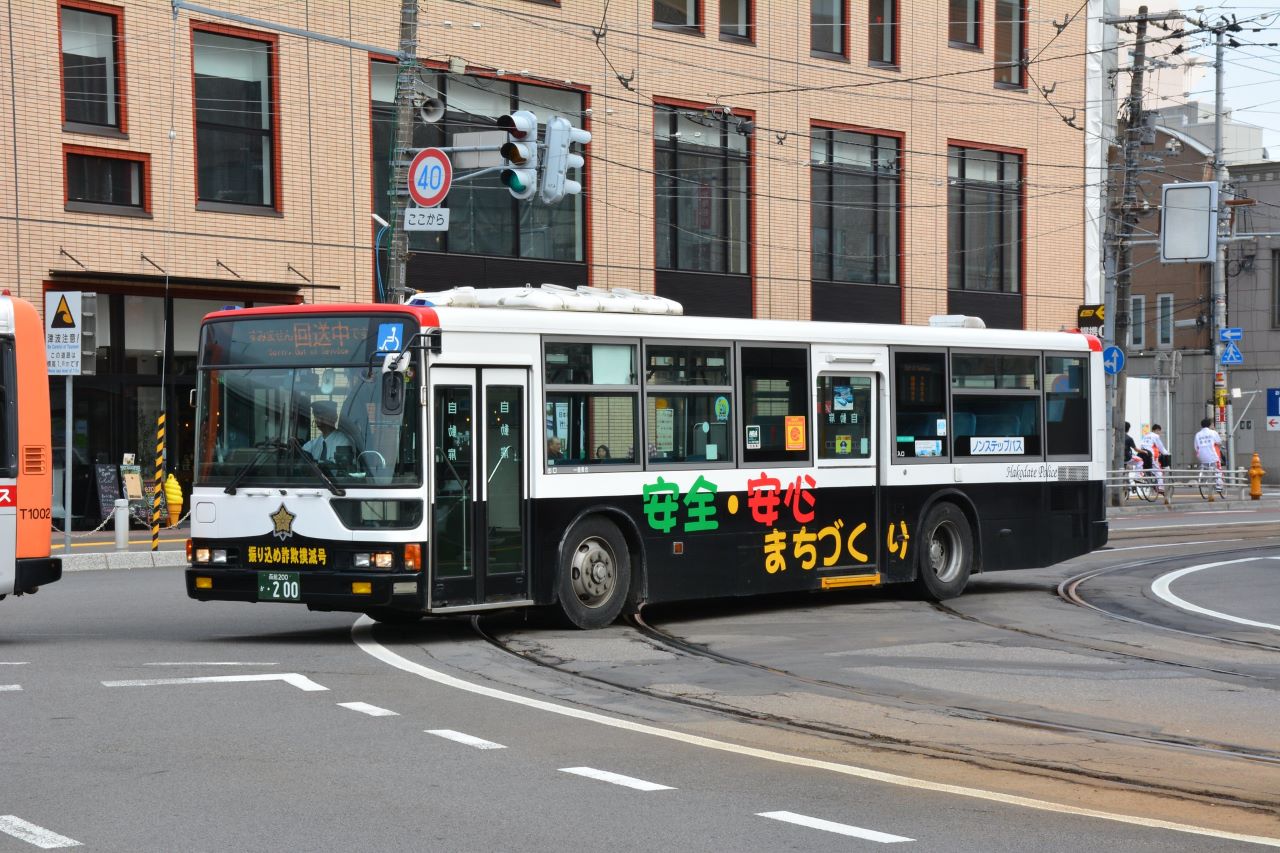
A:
[[4, 528, 1280, 852]]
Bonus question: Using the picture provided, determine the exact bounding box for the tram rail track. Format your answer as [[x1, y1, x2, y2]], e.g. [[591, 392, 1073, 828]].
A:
[[470, 542, 1280, 815]]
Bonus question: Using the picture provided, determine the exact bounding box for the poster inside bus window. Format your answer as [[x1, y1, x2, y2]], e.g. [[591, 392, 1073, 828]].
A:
[[818, 375, 871, 460]]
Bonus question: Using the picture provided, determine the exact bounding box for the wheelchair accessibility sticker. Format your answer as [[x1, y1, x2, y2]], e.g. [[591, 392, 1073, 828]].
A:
[[376, 323, 404, 352]]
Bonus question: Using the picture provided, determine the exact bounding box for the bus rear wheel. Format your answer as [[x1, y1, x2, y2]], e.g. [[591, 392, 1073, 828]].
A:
[[558, 516, 631, 630], [913, 502, 973, 600]]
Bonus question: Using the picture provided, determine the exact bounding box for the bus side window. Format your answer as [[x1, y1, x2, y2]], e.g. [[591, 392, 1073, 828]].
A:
[[741, 345, 809, 465], [817, 375, 872, 460], [0, 337, 13, 477], [893, 350, 948, 460]]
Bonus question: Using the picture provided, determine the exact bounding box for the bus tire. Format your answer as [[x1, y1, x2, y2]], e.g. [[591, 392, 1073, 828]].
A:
[[364, 607, 424, 625], [558, 516, 631, 630], [913, 502, 973, 600]]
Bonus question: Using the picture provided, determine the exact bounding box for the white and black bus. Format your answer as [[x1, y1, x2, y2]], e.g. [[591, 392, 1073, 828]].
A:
[[186, 288, 1107, 628]]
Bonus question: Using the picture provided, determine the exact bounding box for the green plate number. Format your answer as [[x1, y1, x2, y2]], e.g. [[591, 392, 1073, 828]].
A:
[[258, 571, 300, 601]]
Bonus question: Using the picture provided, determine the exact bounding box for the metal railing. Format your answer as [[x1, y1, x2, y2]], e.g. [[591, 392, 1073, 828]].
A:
[[1106, 465, 1248, 503]]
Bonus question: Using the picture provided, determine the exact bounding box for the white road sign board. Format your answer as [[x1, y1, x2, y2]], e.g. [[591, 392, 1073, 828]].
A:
[[44, 291, 82, 375], [404, 207, 450, 231]]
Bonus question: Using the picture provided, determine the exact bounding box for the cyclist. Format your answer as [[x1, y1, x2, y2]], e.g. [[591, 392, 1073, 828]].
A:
[[1193, 417, 1224, 493], [1124, 422, 1144, 493], [1138, 424, 1169, 493]]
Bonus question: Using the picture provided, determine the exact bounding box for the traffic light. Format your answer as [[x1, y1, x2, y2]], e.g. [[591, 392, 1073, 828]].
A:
[[498, 110, 539, 199], [540, 116, 592, 205]]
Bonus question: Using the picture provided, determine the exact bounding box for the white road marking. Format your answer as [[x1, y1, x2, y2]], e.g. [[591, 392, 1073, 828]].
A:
[[559, 767, 673, 791], [426, 729, 505, 750], [0, 685, 21, 692], [1120, 519, 1277, 533], [1104, 540, 1218, 552], [102, 673, 328, 691], [352, 615, 1280, 848], [0, 816, 81, 848], [143, 661, 279, 666], [0, 662, 29, 665], [338, 701, 399, 717], [1150, 557, 1280, 632], [757, 811, 912, 843]]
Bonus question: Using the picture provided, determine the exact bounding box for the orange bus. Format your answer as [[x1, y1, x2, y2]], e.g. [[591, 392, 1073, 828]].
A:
[[0, 292, 61, 601]]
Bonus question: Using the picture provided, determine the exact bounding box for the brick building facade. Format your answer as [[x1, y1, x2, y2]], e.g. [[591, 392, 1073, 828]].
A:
[[1, 0, 1088, 521]]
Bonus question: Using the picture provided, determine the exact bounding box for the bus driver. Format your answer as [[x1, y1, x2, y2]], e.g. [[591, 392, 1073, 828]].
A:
[[303, 401, 352, 463]]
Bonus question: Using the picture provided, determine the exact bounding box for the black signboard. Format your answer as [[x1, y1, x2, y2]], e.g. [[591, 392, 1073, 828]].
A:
[[1077, 304, 1104, 328], [94, 464, 120, 522]]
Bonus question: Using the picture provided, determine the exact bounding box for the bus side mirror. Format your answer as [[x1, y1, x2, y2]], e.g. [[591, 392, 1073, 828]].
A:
[[381, 373, 404, 416]]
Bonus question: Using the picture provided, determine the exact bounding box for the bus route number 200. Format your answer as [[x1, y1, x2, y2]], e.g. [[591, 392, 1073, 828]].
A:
[[258, 571, 300, 602]]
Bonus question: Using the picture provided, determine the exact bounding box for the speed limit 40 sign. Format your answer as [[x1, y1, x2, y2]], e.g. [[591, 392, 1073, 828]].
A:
[[407, 148, 452, 208]]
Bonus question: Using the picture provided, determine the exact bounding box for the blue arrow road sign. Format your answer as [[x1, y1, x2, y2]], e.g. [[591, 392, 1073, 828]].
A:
[[1219, 327, 1243, 342], [1102, 346, 1125, 375], [1221, 341, 1244, 366]]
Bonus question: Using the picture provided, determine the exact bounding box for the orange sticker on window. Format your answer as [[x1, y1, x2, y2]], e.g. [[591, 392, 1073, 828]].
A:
[[785, 415, 806, 451]]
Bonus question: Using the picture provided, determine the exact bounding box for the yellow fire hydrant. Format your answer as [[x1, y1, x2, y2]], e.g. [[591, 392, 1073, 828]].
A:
[[164, 473, 184, 526], [1249, 453, 1266, 501]]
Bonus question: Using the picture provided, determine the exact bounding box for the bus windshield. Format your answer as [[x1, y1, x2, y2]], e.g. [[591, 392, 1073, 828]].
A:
[[194, 313, 422, 489]]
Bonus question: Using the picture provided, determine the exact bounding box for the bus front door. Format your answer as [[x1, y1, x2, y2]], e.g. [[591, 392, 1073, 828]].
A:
[[429, 367, 531, 610]]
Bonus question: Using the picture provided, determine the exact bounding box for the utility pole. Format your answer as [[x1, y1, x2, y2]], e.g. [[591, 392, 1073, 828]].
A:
[[1103, 6, 1183, 500], [383, 0, 419, 304], [1210, 24, 1232, 470]]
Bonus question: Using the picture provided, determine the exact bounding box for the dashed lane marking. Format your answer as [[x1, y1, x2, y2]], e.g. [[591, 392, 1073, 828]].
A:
[[559, 767, 673, 791], [0, 685, 21, 692], [102, 673, 328, 691], [338, 701, 399, 717], [353, 615, 1280, 848], [426, 729, 505, 750], [758, 811, 912, 843], [0, 816, 81, 848]]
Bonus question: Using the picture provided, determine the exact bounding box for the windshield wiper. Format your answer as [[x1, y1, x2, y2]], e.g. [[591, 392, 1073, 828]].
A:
[[290, 437, 346, 496], [223, 440, 287, 495]]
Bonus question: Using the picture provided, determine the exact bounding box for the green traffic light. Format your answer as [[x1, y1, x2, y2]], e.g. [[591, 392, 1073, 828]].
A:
[[500, 169, 529, 192]]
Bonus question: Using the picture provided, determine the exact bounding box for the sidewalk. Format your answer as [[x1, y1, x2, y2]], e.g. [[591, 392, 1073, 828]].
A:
[[51, 520, 189, 572], [1106, 485, 1280, 516]]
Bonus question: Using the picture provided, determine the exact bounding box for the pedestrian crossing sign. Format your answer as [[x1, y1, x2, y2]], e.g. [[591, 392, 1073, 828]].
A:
[[1221, 341, 1243, 366]]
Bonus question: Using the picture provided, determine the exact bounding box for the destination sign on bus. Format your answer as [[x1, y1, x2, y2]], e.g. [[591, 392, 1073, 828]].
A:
[[201, 314, 415, 366]]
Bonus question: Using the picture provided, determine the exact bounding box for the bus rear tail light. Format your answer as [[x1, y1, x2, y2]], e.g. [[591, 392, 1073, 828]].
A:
[[405, 544, 421, 572]]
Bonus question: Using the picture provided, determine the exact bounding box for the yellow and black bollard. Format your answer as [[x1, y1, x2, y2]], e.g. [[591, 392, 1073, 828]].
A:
[[152, 412, 165, 551]]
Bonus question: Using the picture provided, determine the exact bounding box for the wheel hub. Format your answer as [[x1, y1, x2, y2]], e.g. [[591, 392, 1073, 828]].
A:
[[571, 538, 615, 608]]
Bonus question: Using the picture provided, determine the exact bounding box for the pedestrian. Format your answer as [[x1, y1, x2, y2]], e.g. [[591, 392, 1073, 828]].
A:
[[1193, 417, 1224, 492]]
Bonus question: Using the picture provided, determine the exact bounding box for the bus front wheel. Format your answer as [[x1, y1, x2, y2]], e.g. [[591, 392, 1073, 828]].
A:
[[913, 503, 973, 600], [558, 516, 631, 630]]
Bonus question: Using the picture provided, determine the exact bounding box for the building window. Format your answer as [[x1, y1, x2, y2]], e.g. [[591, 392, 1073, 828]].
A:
[[655, 0, 698, 29], [948, 145, 1022, 293], [1157, 293, 1174, 347], [370, 63, 587, 262], [868, 0, 897, 64], [1130, 295, 1145, 349], [720, 0, 750, 40], [192, 26, 277, 209], [60, 2, 125, 131], [654, 104, 749, 275], [1272, 250, 1280, 328], [812, 0, 846, 56], [994, 0, 1026, 87], [811, 126, 900, 286], [949, 0, 980, 46], [64, 145, 149, 214]]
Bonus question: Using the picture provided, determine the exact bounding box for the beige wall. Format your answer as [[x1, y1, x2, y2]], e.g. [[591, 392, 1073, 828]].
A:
[[3, 0, 1087, 328]]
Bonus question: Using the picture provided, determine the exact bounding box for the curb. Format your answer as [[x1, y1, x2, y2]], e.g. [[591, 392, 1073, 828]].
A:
[[62, 551, 188, 572]]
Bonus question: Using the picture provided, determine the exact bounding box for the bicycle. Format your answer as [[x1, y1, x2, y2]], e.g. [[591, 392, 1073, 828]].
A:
[[1125, 465, 1161, 502], [1196, 462, 1226, 501]]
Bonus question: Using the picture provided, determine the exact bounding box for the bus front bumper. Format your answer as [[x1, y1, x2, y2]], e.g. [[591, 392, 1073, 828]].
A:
[[184, 567, 420, 611], [15, 557, 62, 591]]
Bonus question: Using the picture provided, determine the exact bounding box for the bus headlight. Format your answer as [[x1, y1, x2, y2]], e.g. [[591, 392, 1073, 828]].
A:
[[354, 552, 394, 569], [194, 548, 211, 564], [211, 549, 227, 564]]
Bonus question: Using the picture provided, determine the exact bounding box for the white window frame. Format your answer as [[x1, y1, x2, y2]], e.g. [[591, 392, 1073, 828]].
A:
[[1157, 293, 1174, 348], [1130, 295, 1146, 350]]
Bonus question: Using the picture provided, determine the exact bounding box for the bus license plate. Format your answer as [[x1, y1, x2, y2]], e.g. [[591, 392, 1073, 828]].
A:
[[258, 571, 300, 602]]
